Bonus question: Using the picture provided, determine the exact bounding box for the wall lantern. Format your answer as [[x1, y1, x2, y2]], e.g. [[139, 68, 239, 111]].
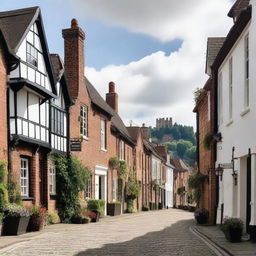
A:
[[215, 164, 224, 181]]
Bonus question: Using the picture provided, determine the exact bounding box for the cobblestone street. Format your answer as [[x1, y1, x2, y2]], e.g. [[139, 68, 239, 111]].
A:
[[0, 209, 216, 256]]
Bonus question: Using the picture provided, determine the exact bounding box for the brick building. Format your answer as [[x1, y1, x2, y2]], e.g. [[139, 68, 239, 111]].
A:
[[193, 37, 225, 224], [62, 19, 135, 214]]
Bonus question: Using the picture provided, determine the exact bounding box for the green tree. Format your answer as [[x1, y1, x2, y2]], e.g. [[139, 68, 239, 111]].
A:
[[165, 141, 177, 152], [177, 142, 188, 158], [185, 146, 197, 162]]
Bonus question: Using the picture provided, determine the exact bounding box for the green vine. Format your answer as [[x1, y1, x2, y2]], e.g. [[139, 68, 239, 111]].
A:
[[52, 154, 90, 223], [0, 161, 8, 207], [126, 171, 140, 213], [152, 179, 160, 191], [177, 186, 186, 195], [188, 172, 207, 206], [203, 133, 214, 150], [109, 157, 128, 180]]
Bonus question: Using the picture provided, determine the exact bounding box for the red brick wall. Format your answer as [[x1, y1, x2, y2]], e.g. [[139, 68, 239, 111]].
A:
[[0, 41, 8, 161], [196, 78, 216, 224]]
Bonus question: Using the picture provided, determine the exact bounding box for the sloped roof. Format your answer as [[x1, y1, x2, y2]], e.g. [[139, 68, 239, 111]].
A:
[[206, 37, 226, 72], [85, 77, 134, 145], [170, 157, 190, 172], [126, 127, 140, 143], [143, 139, 164, 161], [228, 0, 250, 18], [50, 54, 72, 106], [50, 54, 64, 81], [0, 7, 39, 54], [85, 77, 113, 117]]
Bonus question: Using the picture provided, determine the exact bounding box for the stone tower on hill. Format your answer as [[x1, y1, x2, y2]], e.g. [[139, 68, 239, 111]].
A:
[[156, 117, 173, 129]]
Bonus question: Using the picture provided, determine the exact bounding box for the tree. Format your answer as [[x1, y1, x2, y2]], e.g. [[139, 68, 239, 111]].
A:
[[165, 141, 177, 152], [185, 146, 197, 163], [177, 142, 187, 158]]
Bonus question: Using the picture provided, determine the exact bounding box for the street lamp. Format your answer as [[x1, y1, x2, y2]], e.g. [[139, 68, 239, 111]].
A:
[[215, 165, 224, 181]]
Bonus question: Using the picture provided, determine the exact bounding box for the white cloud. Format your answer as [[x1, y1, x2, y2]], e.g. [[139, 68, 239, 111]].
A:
[[73, 0, 234, 127]]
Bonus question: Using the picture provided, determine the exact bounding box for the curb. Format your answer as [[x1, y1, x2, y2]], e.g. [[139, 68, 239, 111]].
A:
[[190, 226, 233, 256]]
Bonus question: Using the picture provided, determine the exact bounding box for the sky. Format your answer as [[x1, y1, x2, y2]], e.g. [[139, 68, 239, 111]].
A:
[[1, 0, 235, 128]]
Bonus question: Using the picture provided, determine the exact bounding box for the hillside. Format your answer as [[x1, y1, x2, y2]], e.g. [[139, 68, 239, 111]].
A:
[[150, 123, 197, 165]]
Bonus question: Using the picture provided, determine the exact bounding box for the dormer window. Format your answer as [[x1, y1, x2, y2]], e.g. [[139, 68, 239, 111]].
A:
[[26, 43, 38, 67]]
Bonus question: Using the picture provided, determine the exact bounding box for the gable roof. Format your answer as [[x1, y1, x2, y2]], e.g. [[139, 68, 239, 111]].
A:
[[50, 54, 72, 107], [0, 7, 57, 95], [0, 7, 39, 54], [143, 139, 164, 161], [170, 157, 189, 172], [205, 37, 226, 75]]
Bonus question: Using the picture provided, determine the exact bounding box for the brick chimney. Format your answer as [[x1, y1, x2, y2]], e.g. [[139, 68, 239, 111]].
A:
[[106, 81, 118, 112], [62, 19, 85, 100], [141, 123, 150, 140]]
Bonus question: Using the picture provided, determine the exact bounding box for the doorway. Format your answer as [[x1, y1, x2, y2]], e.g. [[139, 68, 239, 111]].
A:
[[246, 154, 251, 233]]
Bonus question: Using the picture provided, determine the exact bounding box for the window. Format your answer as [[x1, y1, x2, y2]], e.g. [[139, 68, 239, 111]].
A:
[[101, 119, 106, 150], [218, 72, 223, 126], [51, 107, 65, 136], [112, 179, 117, 201], [80, 105, 88, 137], [119, 140, 125, 160], [229, 58, 233, 120], [20, 158, 29, 197], [26, 43, 38, 67], [207, 91, 211, 121], [245, 35, 249, 108], [49, 161, 56, 195], [85, 177, 91, 199]]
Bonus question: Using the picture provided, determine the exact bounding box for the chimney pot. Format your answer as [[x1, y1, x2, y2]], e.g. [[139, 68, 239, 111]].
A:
[[71, 18, 78, 28], [109, 81, 115, 93]]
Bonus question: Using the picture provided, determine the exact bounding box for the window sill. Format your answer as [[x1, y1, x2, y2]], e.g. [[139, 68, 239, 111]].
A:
[[81, 136, 89, 141], [226, 119, 233, 127], [101, 148, 107, 152], [22, 196, 34, 201], [240, 107, 250, 117]]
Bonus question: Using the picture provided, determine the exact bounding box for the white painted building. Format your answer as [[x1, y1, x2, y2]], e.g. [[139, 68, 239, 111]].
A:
[[165, 154, 174, 208], [214, 1, 256, 236]]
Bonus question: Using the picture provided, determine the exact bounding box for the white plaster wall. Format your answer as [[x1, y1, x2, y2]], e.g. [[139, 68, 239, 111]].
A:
[[216, 1, 256, 224]]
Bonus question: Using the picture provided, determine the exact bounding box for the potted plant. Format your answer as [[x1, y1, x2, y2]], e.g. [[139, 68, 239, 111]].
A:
[[142, 205, 149, 211], [194, 208, 209, 224], [87, 199, 105, 219], [107, 201, 121, 216], [71, 212, 90, 224], [221, 217, 243, 243], [2, 204, 30, 235], [27, 206, 47, 232], [84, 211, 99, 222]]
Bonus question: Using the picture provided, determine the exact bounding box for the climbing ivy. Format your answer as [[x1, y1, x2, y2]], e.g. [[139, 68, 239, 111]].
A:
[[52, 154, 90, 223]]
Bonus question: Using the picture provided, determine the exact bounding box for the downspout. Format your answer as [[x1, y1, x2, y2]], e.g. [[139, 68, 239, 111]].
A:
[[196, 112, 200, 172], [213, 69, 219, 225]]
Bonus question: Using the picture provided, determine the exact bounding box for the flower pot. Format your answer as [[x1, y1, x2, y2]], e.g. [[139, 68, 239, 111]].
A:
[[224, 227, 242, 243], [91, 211, 99, 223], [2, 216, 30, 235], [27, 215, 45, 232], [195, 214, 208, 224], [107, 203, 121, 216]]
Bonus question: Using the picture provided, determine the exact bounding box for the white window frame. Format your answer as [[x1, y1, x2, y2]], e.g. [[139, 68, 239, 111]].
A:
[[244, 35, 249, 108], [207, 91, 211, 121], [119, 140, 125, 160], [112, 178, 117, 201], [80, 105, 88, 138], [20, 158, 29, 197], [229, 58, 233, 120], [85, 177, 91, 199], [101, 119, 106, 150], [49, 161, 56, 195], [218, 72, 223, 126]]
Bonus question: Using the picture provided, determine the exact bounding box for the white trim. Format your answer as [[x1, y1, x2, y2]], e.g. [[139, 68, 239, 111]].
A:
[[95, 165, 108, 176]]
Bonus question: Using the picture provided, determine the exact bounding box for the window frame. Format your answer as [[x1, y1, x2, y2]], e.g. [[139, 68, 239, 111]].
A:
[[244, 34, 249, 108], [80, 105, 88, 138], [20, 158, 29, 197], [100, 119, 107, 150], [85, 176, 91, 200], [26, 42, 38, 68], [49, 161, 56, 195], [112, 178, 117, 202], [119, 140, 125, 160]]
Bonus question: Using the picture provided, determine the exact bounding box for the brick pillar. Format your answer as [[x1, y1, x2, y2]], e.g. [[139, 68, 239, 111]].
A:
[[31, 152, 40, 205]]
